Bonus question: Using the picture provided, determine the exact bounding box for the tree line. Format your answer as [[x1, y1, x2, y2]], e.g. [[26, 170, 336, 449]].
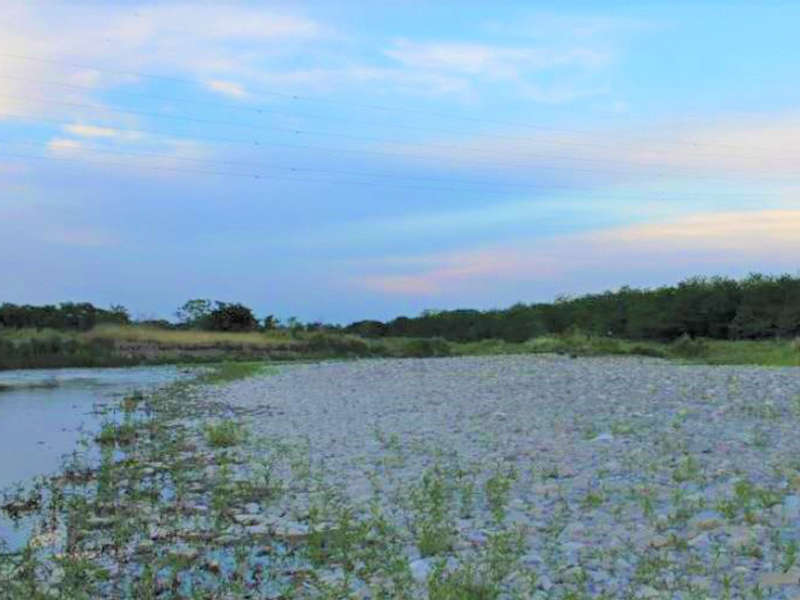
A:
[[344, 274, 800, 342], [2, 273, 799, 342]]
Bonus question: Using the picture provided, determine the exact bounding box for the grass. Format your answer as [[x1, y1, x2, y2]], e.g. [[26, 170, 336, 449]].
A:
[[205, 419, 243, 448], [2, 324, 799, 371], [682, 339, 800, 367], [199, 361, 276, 384], [85, 324, 298, 347]]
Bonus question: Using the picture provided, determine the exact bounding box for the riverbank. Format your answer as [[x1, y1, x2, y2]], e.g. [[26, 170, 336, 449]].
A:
[[2, 325, 799, 371], [2, 356, 800, 598]]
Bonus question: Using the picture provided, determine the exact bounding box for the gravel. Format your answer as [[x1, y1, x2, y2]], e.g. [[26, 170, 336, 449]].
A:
[[213, 355, 800, 598]]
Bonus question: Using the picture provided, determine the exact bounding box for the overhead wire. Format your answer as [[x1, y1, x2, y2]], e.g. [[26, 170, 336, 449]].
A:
[[0, 94, 798, 181], [2, 71, 796, 163], [0, 51, 797, 156], [0, 142, 793, 202]]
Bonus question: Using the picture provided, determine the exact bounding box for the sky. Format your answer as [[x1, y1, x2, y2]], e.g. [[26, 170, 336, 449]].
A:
[[0, 1, 799, 323]]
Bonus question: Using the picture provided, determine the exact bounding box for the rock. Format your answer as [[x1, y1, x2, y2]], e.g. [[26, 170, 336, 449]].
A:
[[410, 558, 432, 583], [536, 574, 553, 591], [245, 502, 261, 514], [727, 526, 756, 550], [688, 510, 724, 532], [245, 524, 271, 536], [171, 546, 199, 562], [759, 569, 800, 586], [86, 516, 115, 529], [639, 586, 661, 599], [688, 532, 711, 549], [466, 531, 488, 546], [592, 433, 615, 442], [232, 513, 261, 526], [520, 551, 545, 568], [559, 566, 585, 583], [648, 534, 670, 548], [274, 522, 310, 543], [782, 495, 800, 520]]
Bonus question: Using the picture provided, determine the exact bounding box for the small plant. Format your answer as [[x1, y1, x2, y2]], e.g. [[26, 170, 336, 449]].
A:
[[484, 468, 514, 523], [782, 540, 799, 573], [670, 334, 709, 359], [205, 420, 242, 448], [411, 467, 455, 557]]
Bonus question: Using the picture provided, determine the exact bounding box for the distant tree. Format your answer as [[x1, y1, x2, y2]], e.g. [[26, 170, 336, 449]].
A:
[[175, 299, 214, 328], [206, 302, 259, 332]]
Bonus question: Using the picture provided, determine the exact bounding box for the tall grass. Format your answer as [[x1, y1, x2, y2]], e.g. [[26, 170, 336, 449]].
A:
[[199, 362, 277, 384], [85, 324, 296, 347]]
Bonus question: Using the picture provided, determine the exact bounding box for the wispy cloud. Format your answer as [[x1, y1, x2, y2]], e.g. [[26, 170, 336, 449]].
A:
[[47, 138, 83, 150], [385, 39, 611, 77], [203, 79, 249, 99], [359, 209, 800, 296], [38, 227, 119, 248], [62, 123, 142, 139]]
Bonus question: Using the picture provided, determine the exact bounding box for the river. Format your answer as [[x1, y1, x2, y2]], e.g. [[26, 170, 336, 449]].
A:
[[0, 365, 188, 547]]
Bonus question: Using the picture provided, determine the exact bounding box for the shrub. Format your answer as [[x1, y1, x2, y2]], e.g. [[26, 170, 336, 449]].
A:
[[205, 420, 242, 448], [401, 338, 451, 358], [670, 334, 709, 358], [305, 332, 370, 357]]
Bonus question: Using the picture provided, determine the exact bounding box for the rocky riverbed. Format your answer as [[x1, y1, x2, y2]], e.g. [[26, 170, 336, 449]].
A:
[[3, 355, 800, 599]]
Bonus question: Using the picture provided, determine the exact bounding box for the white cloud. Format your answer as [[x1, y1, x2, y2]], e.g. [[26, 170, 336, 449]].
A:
[[47, 138, 83, 151], [385, 39, 611, 77], [38, 227, 118, 248], [359, 209, 800, 296], [63, 123, 122, 138], [203, 79, 248, 99]]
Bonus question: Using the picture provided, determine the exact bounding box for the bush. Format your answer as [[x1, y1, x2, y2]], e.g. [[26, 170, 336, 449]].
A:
[[306, 332, 370, 357], [670, 334, 709, 358], [206, 303, 259, 332], [401, 338, 451, 358]]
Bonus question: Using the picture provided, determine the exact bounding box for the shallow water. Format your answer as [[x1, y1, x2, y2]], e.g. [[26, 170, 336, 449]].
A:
[[0, 365, 187, 546]]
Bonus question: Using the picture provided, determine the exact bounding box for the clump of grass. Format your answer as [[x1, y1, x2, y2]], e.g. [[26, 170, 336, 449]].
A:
[[201, 361, 275, 384], [95, 421, 138, 446], [400, 338, 452, 358], [669, 334, 709, 359], [411, 467, 455, 557], [205, 420, 243, 448]]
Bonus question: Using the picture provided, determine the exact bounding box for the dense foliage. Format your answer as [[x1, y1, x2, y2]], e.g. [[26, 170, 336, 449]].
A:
[[3, 274, 799, 344], [346, 274, 800, 342], [0, 302, 129, 331]]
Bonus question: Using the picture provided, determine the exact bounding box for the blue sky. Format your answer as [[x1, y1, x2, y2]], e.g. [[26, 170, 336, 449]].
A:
[[1, 1, 799, 323]]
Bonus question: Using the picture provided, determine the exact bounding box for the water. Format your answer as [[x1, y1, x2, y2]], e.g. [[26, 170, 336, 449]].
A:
[[0, 365, 188, 546]]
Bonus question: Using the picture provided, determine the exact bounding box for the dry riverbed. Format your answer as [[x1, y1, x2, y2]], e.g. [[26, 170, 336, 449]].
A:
[[2, 355, 800, 599]]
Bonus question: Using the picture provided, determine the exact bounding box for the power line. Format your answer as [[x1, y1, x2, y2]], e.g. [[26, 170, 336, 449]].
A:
[[0, 144, 793, 202], [0, 51, 796, 156], [3, 71, 795, 163], [1, 95, 798, 181]]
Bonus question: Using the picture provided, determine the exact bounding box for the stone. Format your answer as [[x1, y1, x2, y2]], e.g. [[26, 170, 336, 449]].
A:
[[759, 568, 800, 586], [688, 510, 724, 532], [592, 433, 615, 442], [245, 524, 271, 536], [410, 558, 432, 583], [648, 535, 670, 548], [727, 526, 756, 550], [274, 522, 310, 543], [782, 495, 800, 520], [232, 513, 261, 526], [536, 574, 553, 591], [466, 531, 488, 546], [688, 532, 711, 549]]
